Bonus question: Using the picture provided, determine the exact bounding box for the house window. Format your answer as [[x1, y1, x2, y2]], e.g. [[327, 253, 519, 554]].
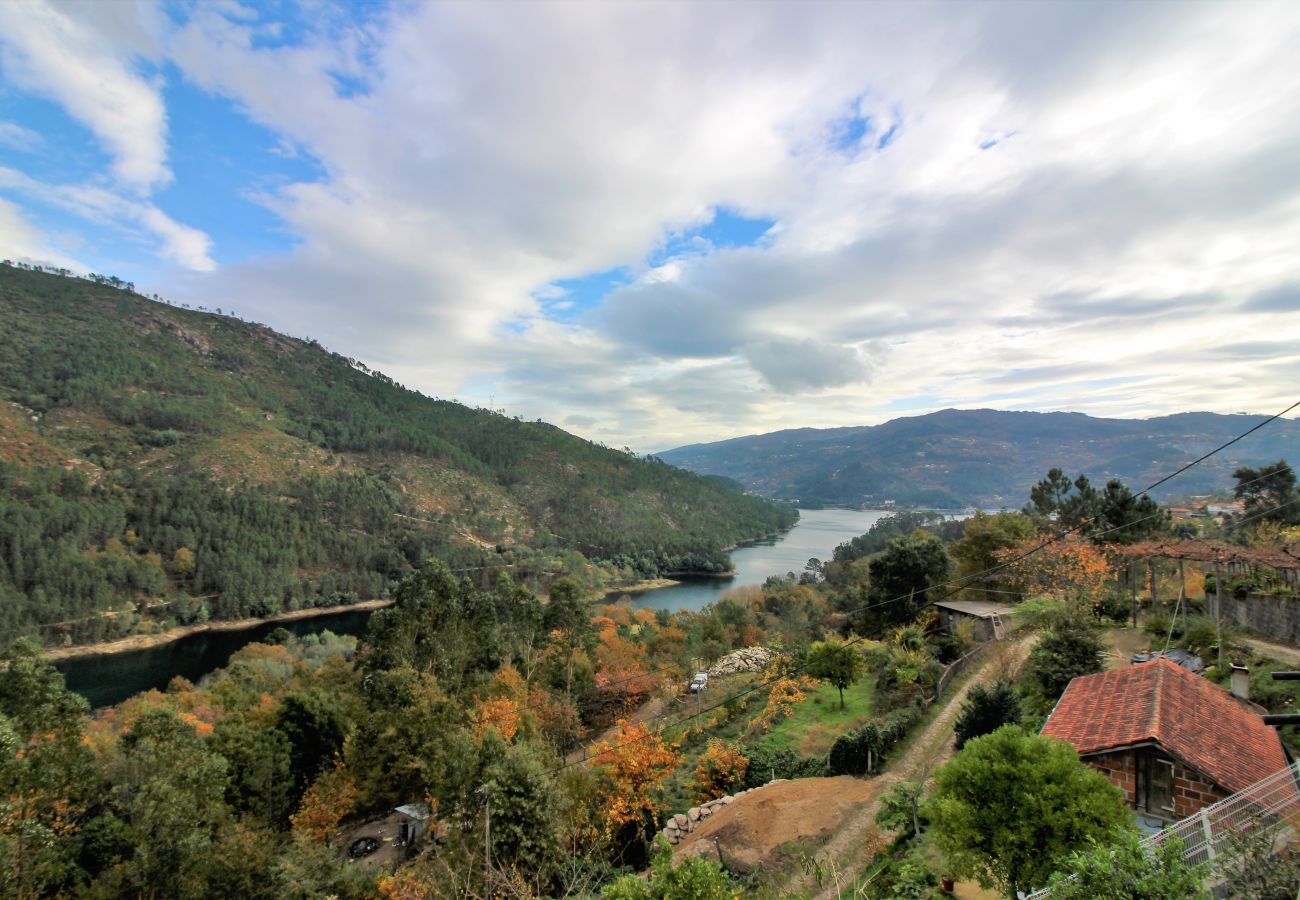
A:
[[1135, 751, 1176, 817]]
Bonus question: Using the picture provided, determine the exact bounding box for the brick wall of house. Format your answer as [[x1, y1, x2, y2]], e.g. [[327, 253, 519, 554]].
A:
[[1082, 748, 1229, 821], [1170, 761, 1228, 818], [1086, 749, 1136, 800]]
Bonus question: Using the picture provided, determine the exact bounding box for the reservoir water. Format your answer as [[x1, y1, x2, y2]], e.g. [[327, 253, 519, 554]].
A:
[[56, 507, 893, 707], [55, 608, 375, 709], [623, 507, 892, 613]]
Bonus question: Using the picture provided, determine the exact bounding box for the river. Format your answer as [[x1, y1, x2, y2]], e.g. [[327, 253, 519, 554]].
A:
[[55, 608, 375, 709], [56, 507, 894, 707], [623, 507, 893, 613]]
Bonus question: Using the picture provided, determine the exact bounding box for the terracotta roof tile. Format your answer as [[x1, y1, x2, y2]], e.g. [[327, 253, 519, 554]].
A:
[[1041, 658, 1287, 795]]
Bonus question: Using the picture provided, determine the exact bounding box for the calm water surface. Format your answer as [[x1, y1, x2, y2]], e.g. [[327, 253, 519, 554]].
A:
[[57, 508, 897, 707], [55, 609, 374, 709], [625, 507, 892, 613]]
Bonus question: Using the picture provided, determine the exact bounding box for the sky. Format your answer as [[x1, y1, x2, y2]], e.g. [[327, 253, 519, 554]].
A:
[[1, 0, 1298, 453]]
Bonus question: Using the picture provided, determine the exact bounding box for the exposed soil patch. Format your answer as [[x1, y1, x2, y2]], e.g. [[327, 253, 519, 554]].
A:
[[674, 776, 880, 875]]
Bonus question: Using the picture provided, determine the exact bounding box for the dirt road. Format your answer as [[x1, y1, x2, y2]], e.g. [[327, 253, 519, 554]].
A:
[[797, 634, 1038, 899], [564, 695, 669, 765], [1242, 636, 1300, 667], [669, 635, 1038, 896]]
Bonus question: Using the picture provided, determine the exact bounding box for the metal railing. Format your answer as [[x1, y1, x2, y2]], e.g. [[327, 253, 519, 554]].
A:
[[1026, 759, 1300, 898]]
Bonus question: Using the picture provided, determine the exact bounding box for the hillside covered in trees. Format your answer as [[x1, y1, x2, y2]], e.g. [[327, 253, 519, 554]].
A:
[[0, 266, 794, 647], [660, 408, 1300, 508]]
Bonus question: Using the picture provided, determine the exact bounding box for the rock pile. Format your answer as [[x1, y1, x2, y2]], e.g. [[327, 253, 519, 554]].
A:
[[659, 781, 787, 845], [707, 646, 777, 677]]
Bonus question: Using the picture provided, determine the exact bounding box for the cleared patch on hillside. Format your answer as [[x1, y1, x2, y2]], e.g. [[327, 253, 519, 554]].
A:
[[384, 458, 532, 544], [0, 402, 66, 467], [186, 429, 354, 485], [675, 776, 880, 874]]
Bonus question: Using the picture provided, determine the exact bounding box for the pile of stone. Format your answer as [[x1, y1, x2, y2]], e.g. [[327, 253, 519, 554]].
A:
[[707, 646, 778, 677], [659, 780, 787, 845]]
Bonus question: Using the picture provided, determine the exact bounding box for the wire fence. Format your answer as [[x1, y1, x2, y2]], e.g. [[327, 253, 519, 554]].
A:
[[1026, 759, 1300, 898]]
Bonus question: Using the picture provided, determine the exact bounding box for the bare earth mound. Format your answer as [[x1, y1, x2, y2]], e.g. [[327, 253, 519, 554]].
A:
[[674, 776, 880, 874]]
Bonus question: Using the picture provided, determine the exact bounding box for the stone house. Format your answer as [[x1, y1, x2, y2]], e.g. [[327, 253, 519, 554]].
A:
[[1041, 658, 1288, 827], [933, 599, 1013, 642]]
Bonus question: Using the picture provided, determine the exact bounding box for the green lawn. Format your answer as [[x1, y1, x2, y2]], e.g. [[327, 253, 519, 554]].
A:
[[759, 676, 876, 757]]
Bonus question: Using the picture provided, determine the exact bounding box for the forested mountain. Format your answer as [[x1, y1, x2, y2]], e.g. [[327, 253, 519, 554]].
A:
[[0, 266, 794, 646], [661, 408, 1300, 508]]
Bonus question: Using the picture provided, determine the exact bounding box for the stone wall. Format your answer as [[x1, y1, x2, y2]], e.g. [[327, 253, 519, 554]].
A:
[[1224, 593, 1300, 646], [660, 781, 787, 846]]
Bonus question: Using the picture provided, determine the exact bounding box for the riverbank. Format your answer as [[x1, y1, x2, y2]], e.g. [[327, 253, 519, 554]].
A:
[[601, 577, 682, 597], [43, 598, 394, 661]]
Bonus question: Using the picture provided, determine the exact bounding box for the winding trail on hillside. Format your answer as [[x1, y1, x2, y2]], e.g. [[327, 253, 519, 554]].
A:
[[798, 633, 1039, 899], [671, 635, 1039, 894]]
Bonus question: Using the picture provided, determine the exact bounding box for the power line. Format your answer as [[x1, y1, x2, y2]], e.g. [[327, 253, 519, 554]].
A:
[[551, 400, 1299, 772]]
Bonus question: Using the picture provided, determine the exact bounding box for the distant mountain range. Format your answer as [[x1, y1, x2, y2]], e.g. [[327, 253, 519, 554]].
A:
[[659, 408, 1300, 508]]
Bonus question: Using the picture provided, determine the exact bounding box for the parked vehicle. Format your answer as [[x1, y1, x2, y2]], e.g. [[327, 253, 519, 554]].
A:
[[689, 672, 709, 693]]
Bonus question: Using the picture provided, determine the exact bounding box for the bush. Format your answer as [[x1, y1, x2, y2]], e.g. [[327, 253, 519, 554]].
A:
[[741, 745, 825, 787], [1093, 590, 1132, 624], [826, 707, 923, 776], [1023, 625, 1105, 708], [953, 681, 1022, 749]]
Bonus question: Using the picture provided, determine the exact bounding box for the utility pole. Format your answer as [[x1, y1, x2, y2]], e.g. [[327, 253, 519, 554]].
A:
[[480, 788, 492, 900], [1214, 561, 1225, 672], [1131, 561, 1139, 628], [1178, 559, 1188, 633]]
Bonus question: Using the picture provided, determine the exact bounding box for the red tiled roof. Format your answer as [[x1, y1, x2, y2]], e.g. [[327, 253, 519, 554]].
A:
[[1042, 658, 1287, 795]]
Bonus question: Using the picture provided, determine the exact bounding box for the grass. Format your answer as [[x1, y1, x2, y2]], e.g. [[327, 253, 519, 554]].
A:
[[760, 676, 877, 757]]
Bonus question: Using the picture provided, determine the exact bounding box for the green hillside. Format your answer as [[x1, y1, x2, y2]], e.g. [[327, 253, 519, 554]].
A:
[[661, 407, 1300, 508], [0, 266, 794, 646]]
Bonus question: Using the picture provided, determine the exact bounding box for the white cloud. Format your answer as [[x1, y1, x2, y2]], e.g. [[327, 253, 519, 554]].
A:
[[0, 0, 169, 190], [0, 197, 84, 270], [3, 1, 1300, 449], [0, 121, 42, 152], [0, 168, 215, 272]]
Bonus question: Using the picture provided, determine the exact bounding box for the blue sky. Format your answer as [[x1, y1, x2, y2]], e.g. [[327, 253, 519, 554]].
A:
[[0, 1, 1297, 450]]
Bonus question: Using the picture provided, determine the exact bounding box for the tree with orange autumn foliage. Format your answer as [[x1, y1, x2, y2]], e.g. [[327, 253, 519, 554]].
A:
[[998, 534, 1112, 605], [594, 630, 659, 712], [748, 663, 818, 734], [0, 640, 95, 900], [691, 739, 748, 802], [290, 760, 359, 843], [591, 720, 681, 837], [475, 696, 523, 742]]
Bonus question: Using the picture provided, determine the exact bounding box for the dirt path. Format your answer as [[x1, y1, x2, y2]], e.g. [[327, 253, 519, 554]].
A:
[[1241, 636, 1300, 667], [668, 635, 1039, 895], [796, 634, 1039, 899]]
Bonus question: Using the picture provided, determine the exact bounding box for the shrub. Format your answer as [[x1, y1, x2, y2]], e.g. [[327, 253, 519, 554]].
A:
[[1023, 625, 1105, 707], [953, 681, 1022, 749], [826, 707, 923, 776], [741, 745, 825, 787]]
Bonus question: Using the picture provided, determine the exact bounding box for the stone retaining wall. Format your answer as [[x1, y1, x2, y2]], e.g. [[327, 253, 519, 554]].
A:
[[661, 780, 787, 845], [1224, 593, 1300, 646]]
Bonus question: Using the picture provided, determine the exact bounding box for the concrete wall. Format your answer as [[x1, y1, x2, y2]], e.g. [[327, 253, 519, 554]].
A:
[[1224, 593, 1300, 645], [938, 608, 996, 642]]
